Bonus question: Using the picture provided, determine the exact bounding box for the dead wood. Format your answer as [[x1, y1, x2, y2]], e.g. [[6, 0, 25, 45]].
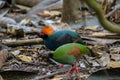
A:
[[88, 33, 120, 39], [2, 38, 43, 47]]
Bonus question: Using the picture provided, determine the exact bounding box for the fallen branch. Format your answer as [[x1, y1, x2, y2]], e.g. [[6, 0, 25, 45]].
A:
[[88, 32, 120, 39], [2, 38, 43, 47]]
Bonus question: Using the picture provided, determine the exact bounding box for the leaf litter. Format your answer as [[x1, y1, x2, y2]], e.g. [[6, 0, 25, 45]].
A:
[[0, 1, 120, 80]]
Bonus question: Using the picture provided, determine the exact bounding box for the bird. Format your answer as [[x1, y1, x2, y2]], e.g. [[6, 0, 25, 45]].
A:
[[38, 25, 83, 50], [52, 43, 91, 75]]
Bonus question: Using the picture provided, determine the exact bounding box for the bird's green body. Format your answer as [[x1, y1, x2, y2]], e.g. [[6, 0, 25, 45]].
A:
[[53, 43, 91, 65]]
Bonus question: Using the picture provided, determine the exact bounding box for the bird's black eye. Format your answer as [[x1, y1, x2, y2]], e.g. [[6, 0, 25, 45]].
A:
[[38, 32, 48, 39]]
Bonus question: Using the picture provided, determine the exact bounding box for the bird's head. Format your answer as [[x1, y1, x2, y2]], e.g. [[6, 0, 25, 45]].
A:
[[38, 25, 54, 39]]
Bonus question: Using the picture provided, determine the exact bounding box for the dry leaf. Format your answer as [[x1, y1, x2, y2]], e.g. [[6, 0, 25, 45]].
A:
[[37, 10, 61, 18], [85, 25, 99, 31], [108, 61, 120, 68], [51, 75, 63, 80], [100, 53, 110, 66], [91, 45, 104, 57], [18, 55, 32, 62], [49, 11, 61, 16], [11, 50, 21, 56], [37, 11, 50, 18], [7, 26, 16, 35], [19, 18, 31, 25]]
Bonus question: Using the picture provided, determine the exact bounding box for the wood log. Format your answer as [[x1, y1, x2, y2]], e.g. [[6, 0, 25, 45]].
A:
[[2, 38, 43, 47], [15, 0, 43, 7]]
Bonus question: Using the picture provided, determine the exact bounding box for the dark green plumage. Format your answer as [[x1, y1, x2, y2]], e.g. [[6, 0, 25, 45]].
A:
[[39, 30, 83, 50], [53, 43, 91, 65]]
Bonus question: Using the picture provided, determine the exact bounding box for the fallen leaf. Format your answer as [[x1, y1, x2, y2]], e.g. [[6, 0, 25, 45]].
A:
[[108, 61, 120, 68], [85, 25, 99, 31], [19, 18, 31, 25], [7, 26, 16, 35], [18, 55, 32, 62], [100, 53, 110, 66], [51, 75, 63, 80], [49, 11, 61, 16], [37, 10, 61, 18], [11, 50, 21, 56]]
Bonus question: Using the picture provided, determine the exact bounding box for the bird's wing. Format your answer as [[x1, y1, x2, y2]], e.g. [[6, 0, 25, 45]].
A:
[[56, 33, 74, 44]]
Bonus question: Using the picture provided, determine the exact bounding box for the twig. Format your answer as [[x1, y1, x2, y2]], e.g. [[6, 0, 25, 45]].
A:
[[88, 33, 120, 39], [2, 38, 43, 47]]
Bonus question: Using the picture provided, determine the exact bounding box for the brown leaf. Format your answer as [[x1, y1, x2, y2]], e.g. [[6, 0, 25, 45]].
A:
[[108, 61, 120, 68], [84, 25, 99, 31], [37, 10, 61, 18], [18, 55, 32, 62], [100, 53, 110, 66]]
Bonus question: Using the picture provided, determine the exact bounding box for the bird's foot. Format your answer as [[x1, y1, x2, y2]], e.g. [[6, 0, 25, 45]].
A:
[[65, 62, 79, 76], [65, 67, 73, 76], [73, 62, 79, 73]]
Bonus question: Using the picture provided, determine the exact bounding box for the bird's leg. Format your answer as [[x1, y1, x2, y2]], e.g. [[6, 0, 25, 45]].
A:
[[73, 62, 79, 73], [65, 62, 79, 76], [65, 66, 73, 76]]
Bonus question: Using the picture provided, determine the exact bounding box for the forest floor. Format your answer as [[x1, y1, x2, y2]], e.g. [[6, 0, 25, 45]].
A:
[[0, 0, 120, 80]]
